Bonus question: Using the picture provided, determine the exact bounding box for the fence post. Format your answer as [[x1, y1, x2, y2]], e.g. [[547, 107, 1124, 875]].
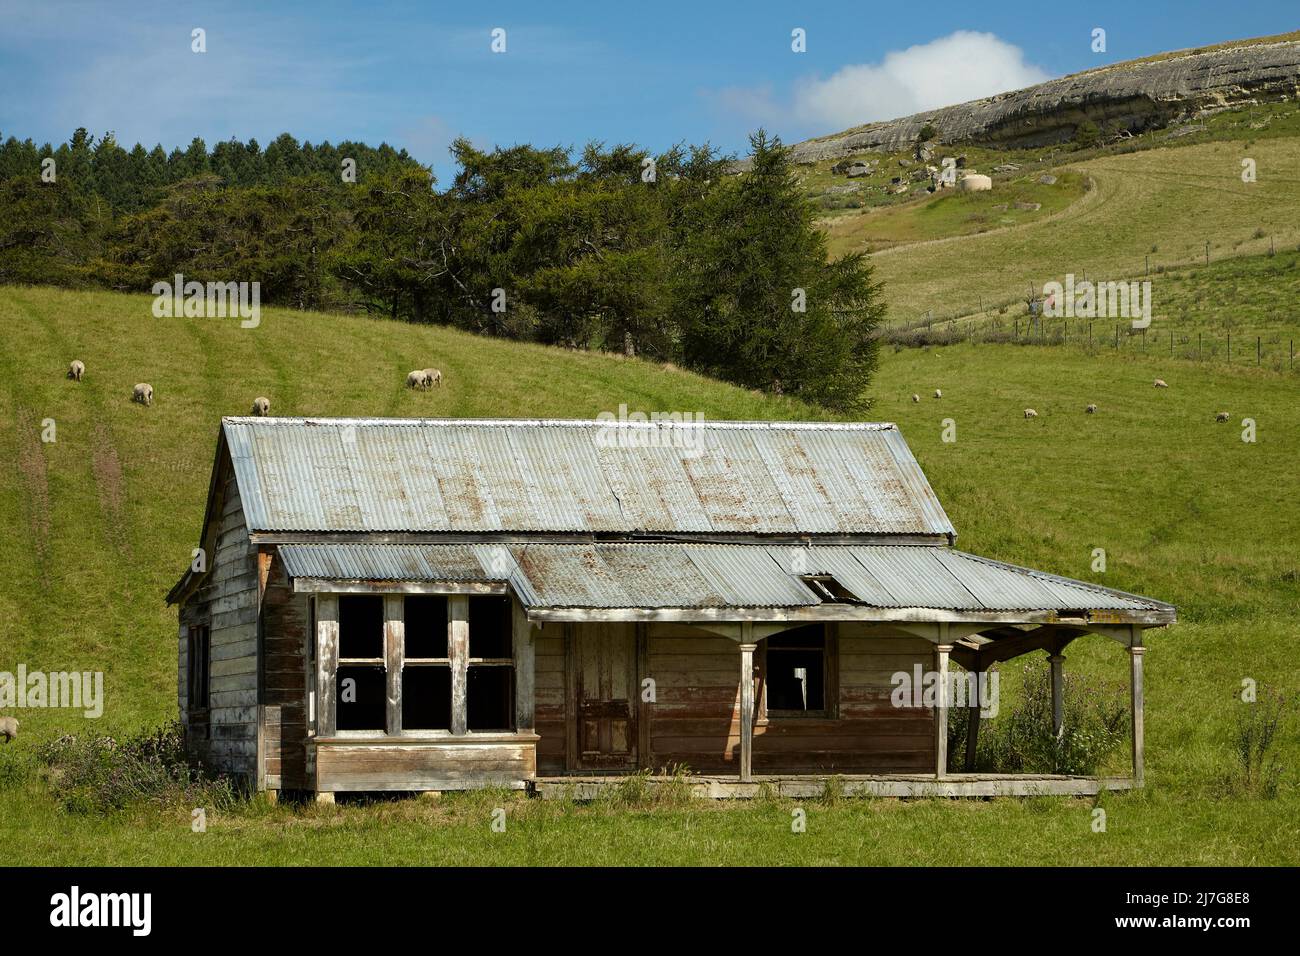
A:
[[1169, 329, 1173, 356], [1115, 324, 1119, 349], [1227, 333, 1231, 364], [1257, 336, 1261, 366]]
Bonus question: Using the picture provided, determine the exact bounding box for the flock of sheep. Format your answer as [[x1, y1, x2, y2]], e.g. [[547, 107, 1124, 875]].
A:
[[913, 378, 1233, 422], [63, 359, 446, 415]]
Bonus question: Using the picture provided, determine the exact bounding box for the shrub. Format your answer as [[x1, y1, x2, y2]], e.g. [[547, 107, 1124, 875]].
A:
[[949, 661, 1129, 775], [1214, 692, 1290, 798], [36, 721, 239, 814]]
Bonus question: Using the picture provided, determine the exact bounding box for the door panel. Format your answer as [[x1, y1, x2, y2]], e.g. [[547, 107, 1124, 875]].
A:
[[573, 623, 637, 769]]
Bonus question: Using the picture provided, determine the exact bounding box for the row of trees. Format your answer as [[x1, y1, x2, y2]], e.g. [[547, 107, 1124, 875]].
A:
[[0, 129, 884, 409]]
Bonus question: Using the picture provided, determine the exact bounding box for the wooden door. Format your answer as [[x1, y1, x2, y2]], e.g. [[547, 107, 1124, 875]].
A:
[[571, 623, 638, 769]]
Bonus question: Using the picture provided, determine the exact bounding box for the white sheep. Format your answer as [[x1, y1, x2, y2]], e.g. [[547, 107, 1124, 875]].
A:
[[1024, 408, 1038, 419], [0, 716, 17, 743], [252, 396, 271, 416], [406, 369, 429, 389], [421, 368, 443, 388], [1154, 379, 1168, 388], [132, 383, 153, 406], [1215, 411, 1230, 422], [911, 393, 920, 403], [933, 389, 942, 399], [67, 360, 85, 381], [1086, 403, 1097, 414]]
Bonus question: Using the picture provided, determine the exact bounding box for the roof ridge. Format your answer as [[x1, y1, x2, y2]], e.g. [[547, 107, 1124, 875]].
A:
[[222, 416, 897, 430]]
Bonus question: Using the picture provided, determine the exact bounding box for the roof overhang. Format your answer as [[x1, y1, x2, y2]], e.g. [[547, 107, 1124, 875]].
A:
[[272, 541, 1176, 629]]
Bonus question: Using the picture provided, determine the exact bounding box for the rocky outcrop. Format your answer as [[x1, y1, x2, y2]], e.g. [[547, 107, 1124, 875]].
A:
[[783, 35, 1300, 163]]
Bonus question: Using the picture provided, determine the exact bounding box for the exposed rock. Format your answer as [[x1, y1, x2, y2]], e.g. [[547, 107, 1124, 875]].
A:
[[993, 163, 1022, 173], [1038, 174, 1058, 185], [1014, 201, 1042, 210], [764, 36, 1300, 163], [958, 174, 993, 193], [845, 163, 873, 178]]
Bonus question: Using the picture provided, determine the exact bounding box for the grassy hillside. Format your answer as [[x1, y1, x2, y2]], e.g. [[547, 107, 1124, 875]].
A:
[[0, 285, 822, 737], [2, 284, 1297, 864], [866, 137, 1300, 323]]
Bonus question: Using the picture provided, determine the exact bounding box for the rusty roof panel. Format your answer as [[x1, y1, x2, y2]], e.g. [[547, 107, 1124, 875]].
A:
[[273, 541, 1170, 613], [221, 418, 956, 536]]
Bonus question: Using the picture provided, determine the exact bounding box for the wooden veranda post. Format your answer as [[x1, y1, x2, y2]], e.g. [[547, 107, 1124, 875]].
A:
[[385, 595, 404, 736], [964, 669, 982, 772], [1049, 652, 1065, 740], [449, 595, 469, 736], [512, 598, 535, 734], [315, 594, 339, 738], [1130, 645, 1146, 787], [738, 633, 756, 783], [934, 643, 952, 778]]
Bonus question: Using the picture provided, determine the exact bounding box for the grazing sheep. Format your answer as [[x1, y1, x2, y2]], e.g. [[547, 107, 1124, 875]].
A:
[[132, 383, 153, 406], [406, 369, 429, 389], [421, 368, 443, 388], [911, 393, 920, 403], [1216, 411, 1230, 422], [0, 716, 17, 744], [933, 389, 942, 399], [1024, 408, 1038, 419], [1086, 403, 1098, 414], [1154, 379, 1168, 388], [252, 396, 271, 416], [67, 359, 85, 381]]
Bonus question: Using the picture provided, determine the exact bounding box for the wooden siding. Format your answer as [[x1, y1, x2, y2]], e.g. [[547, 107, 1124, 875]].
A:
[[535, 621, 935, 776], [176, 455, 260, 781], [315, 736, 537, 792], [261, 549, 310, 789]]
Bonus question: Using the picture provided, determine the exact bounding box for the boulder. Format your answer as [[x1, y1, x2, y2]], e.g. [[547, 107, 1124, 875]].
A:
[[958, 174, 993, 193], [1038, 173, 1058, 185], [1014, 200, 1042, 211]]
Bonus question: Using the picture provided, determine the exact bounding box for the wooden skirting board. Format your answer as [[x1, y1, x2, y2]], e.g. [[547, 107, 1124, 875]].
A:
[[533, 773, 1134, 800]]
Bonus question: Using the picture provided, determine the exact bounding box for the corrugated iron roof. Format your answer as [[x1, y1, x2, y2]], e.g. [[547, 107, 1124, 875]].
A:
[[222, 418, 955, 537], [276, 542, 1171, 614]]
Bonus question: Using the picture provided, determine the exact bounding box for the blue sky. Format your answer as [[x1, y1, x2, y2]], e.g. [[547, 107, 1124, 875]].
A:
[[1, 0, 1295, 182]]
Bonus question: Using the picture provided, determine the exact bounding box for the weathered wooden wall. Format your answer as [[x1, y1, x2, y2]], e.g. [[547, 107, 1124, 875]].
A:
[[260, 550, 310, 790], [533, 622, 934, 775], [176, 457, 260, 780]]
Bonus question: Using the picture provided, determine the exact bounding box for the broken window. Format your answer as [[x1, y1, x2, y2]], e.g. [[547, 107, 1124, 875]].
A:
[[764, 625, 832, 715], [403, 595, 450, 730], [336, 595, 386, 731], [466, 596, 514, 731]]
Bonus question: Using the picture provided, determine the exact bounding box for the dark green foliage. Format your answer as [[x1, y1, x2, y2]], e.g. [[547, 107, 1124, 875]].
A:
[[36, 722, 239, 814], [0, 128, 886, 408], [948, 662, 1130, 775]]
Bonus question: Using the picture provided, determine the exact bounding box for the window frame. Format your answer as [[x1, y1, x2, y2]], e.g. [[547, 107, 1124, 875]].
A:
[[187, 623, 211, 714], [758, 623, 839, 721], [321, 587, 518, 739]]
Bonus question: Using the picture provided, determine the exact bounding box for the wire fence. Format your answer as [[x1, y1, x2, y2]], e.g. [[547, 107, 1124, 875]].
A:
[[880, 316, 1297, 371]]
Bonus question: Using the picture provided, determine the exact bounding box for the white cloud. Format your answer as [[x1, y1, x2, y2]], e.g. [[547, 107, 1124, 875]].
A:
[[717, 31, 1052, 134]]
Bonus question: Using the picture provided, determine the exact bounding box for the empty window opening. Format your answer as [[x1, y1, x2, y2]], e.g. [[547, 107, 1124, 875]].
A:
[[766, 625, 827, 713], [468, 596, 512, 659], [403, 666, 452, 731], [338, 595, 384, 659], [335, 665, 386, 731], [467, 666, 513, 731], [404, 595, 448, 659]]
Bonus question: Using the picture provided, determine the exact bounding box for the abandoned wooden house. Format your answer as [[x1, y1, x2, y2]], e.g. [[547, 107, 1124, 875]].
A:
[[167, 417, 1175, 800]]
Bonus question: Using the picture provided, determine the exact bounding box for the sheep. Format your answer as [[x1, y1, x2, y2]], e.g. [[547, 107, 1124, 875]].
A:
[[0, 716, 17, 744], [67, 359, 85, 381], [252, 396, 271, 417], [1024, 408, 1038, 419], [132, 383, 153, 406], [933, 389, 942, 399], [1086, 403, 1097, 414], [406, 369, 429, 389], [1154, 379, 1168, 388], [911, 393, 920, 403], [421, 368, 443, 389], [1215, 411, 1230, 423]]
